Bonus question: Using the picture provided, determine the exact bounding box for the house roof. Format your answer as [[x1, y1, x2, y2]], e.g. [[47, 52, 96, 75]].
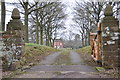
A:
[[54, 39, 63, 42]]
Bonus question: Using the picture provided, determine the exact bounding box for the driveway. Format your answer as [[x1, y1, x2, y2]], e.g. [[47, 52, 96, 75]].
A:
[[13, 51, 110, 78]]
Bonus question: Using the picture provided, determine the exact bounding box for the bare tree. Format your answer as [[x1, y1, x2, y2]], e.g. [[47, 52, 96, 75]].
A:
[[73, 1, 107, 46], [29, 2, 66, 46], [1, 0, 6, 31]]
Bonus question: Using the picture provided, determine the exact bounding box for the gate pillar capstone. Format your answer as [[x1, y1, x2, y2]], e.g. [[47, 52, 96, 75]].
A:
[[7, 8, 25, 46], [101, 4, 119, 70]]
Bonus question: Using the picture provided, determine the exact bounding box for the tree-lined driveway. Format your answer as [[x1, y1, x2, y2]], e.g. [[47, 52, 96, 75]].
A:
[[14, 51, 109, 78]]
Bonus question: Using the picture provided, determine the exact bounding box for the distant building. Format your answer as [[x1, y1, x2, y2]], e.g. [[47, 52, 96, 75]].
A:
[[54, 39, 64, 49]]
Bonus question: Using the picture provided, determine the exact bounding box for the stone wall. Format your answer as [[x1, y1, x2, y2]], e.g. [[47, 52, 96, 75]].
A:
[[101, 4, 119, 70]]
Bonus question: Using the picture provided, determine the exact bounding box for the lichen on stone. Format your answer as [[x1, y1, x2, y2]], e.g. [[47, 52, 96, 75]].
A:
[[107, 41, 115, 45], [114, 32, 120, 36], [104, 43, 107, 46], [111, 37, 119, 40], [105, 27, 109, 31], [102, 32, 107, 37]]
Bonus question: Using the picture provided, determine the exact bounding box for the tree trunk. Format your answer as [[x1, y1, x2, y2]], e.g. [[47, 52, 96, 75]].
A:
[[45, 29, 49, 46], [46, 38, 49, 46], [49, 35, 53, 47], [40, 28, 43, 45], [45, 28, 47, 46], [84, 33, 86, 46], [49, 38, 52, 47], [85, 36, 88, 46], [36, 19, 39, 44], [81, 34, 84, 47], [84, 31, 88, 46], [1, 1, 5, 31], [47, 32, 50, 46], [52, 39, 55, 47], [36, 4, 39, 44], [46, 39, 48, 46], [49, 29, 53, 47], [88, 31, 90, 45], [24, 2, 29, 43]]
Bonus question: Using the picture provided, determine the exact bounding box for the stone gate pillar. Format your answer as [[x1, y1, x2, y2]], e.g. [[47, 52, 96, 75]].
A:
[[101, 4, 119, 70], [2, 8, 25, 71]]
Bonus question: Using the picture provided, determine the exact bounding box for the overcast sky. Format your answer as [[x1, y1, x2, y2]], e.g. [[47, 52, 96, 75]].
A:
[[5, 0, 76, 26], [5, 0, 77, 35], [5, 0, 76, 23]]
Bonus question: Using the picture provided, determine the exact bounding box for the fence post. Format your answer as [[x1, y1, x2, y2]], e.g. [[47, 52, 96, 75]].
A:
[[101, 4, 119, 70], [96, 23, 101, 61]]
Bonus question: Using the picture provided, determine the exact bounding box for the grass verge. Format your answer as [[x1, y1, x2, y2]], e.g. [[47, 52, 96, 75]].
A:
[[76, 46, 97, 66]]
